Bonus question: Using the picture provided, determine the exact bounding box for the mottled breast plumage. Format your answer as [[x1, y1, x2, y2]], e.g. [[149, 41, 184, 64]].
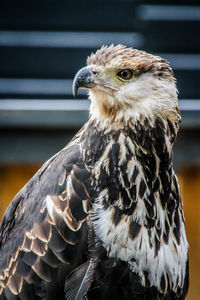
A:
[[82, 117, 188, 299]]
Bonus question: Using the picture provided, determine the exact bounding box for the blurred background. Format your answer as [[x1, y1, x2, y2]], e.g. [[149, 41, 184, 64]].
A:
[[0, 0, 199, 298]]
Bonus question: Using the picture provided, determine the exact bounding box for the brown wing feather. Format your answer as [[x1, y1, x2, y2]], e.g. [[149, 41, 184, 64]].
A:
[[0, 140, 93, 299]]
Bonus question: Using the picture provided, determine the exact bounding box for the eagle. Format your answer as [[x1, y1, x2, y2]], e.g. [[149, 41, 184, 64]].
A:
[[0, 45, 189, 300]]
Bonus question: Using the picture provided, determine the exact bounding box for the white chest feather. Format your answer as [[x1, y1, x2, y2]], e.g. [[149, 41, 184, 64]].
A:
[[90, 129, 188, 293], [92, 199, 188, 293]]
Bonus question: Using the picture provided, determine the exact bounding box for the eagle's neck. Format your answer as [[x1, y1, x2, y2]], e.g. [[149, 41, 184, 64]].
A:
[[83, 116, 177, 209], [82, 117, 188, 295]]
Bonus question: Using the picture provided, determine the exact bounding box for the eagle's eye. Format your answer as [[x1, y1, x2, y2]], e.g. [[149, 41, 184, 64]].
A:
[[117, 69, 133, 80]]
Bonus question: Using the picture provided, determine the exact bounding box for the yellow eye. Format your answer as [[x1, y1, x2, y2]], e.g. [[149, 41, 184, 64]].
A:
[[117, 69, 133, 80]]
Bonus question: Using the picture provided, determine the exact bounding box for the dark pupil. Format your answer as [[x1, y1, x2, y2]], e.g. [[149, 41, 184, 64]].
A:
[[122, 70, 128, 78]]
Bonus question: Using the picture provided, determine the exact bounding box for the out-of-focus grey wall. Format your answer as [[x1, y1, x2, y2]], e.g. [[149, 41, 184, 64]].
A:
[[0, 0, 200, 167]]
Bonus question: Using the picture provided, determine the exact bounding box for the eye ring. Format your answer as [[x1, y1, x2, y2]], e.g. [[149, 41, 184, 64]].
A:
[[117, 69, 133, 80]]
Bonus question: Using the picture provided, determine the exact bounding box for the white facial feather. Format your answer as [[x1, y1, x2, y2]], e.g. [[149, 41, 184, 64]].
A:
[[89, 72, 179, 127]]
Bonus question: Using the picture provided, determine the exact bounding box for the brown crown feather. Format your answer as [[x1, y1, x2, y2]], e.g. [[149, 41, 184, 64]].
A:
[[87, 44, 174, 81]]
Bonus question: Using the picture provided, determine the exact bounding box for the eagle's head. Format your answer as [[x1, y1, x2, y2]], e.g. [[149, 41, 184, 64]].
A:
[[73, 45, 179, 126]]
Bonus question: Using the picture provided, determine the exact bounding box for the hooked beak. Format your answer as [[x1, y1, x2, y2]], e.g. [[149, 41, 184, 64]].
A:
[[72, 66, 98, 97]]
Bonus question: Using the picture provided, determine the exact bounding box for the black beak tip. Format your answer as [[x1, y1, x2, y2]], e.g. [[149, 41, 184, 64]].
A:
[[72, 66, 95, 98]]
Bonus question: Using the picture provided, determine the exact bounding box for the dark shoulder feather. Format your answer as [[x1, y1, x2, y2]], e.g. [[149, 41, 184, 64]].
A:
[[0, 128, 93, 299]]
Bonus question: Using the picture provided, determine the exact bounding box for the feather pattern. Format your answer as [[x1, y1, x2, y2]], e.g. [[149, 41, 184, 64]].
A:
[[0, 135, 93, 300], [64, 259, 97, 300]]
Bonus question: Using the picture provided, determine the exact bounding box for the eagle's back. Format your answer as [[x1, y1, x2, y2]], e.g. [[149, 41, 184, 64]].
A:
[[0, 124, 92, 299]]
